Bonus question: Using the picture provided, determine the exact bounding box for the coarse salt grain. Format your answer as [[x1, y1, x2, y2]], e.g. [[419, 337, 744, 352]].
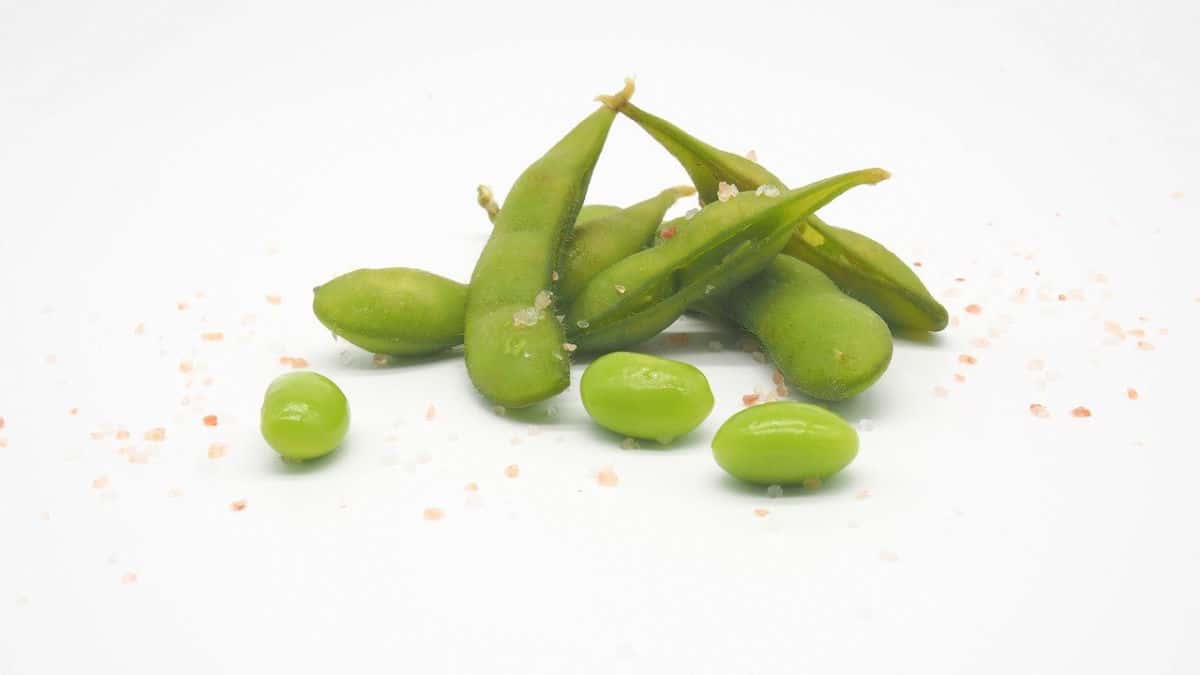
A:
[[230, 499, 247, 511], [92, 476, 109, 489], [265, 294, 282, 305], [202, 415, 218, 427], [168, 487, 184, 497], [971, 337, 991, 349], [144, 427, 166, 442], [1127, 387, 1139, 400], [207, 443, 227, 459], [534, 290, 554, 311], [965, 304, 982, 315], [134, 323, 145, 335], [120, 572, 138, 585], [933, 386, 949, 398], [620, 437, 638, 450], [179, 360, 194, 374], [1137, 341, 1155, 351], [372, 354, 389, 366], [115, 430, 129, 440], [0, 417, 4, 429], [716, 182, 739, 202], [755, 184, 781, 197], [201, 332, 224, 342], [959, 354, 978, 365], [1071, 406, 1092, 418], [492, 405, 507, 416], [660, 226, 677, 239], [1029, 403, 1050, 418], [766, 485, 783, 498], [424, 404, 436, 421], [745, 149, 758, 161], [576, 319, 589, 329], [512, 307, 539, 327], [422, 507, 444, 521], [562, 342, 577, 353], [596, 467, 619, 487], [742, 393, 760, 406], [613, 284, 627, 295], [753, 508, 769, 518], [465, 482, 478, 492], [953, 372, 967, 383], [551, 270, 559, 282], [504, 464, 520, 478]]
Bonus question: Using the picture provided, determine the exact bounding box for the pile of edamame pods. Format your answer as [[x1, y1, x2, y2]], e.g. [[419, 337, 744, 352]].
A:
[[285, 80, 948, 487]]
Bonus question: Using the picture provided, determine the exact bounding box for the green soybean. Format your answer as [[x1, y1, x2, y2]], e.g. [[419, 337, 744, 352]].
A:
[[711, 402, 858, 486], [559, 185, 694, 301], [617, 99, 947, 332], [464, 80, 632, 407], [261, 371, 350, 462], [565, 168, 891, 352], [313, 268, 467, 356], [697, 256, 893, 401], [580, 351, 714, 443]]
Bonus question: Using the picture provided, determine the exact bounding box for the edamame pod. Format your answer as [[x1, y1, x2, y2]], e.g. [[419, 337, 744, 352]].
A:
[[697, 256, 893, 401], [464, 80, 633, 407], [575, 204, 623, 225], [313, 268, 467, 356], [566, 168, 891, 352], [559, 185, 694, 301], [617, 99, 947, 332], [783, 216, 948, 331]]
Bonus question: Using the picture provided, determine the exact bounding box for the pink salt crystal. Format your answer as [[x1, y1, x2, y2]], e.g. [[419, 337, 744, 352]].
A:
[[958, 354, 978, 365], [114, 430, 130, 440], [1071, 406, 1092, 418], [464, 482, 479, 492], [92, 476, 109, 489], [753, 508, 769, 518], [120, 572, 138, 585], [422, 507, 444, 521], [596, 467, 619, 487], [933, 386, 949, 398], [953, 373, 966, 383], [265, 294, 282, 305], [372, 354, 389, 366], [971, 337, 990, 349], [1126, 388, 1139, 401], [424, 404, 436, 421], [134, 323, 145, 335], [1029, 404, 1050, 419], [207, 443, 227, 459], [965, 304, 982, 315], [504, 464, 520, 478], [143, 427, 166, 442], [230, 499, 247, 511], [200, 331, 224, 342], [1136, 341, 1156, 351]]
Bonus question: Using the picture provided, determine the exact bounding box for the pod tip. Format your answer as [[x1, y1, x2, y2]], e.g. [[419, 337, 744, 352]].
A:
[[596, 77, 636, 111], [476, 184, 499, 222], [670, 185, 697, 198]]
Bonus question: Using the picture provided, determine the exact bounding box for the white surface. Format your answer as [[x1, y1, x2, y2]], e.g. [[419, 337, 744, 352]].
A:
[[2, 2, 1198, 673]]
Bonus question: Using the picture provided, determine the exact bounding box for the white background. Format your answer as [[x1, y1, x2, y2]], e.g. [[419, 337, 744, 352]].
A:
[[2, 2, 1198, 673]]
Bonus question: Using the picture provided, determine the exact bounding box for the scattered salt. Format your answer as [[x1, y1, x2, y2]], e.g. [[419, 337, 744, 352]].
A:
[[533, 290, 554, 311], [144, 427, 166, 442], [265, 294, 282, 305], [1070, 406, 1092, 418], [562, 342, 577, 353], [745, 149, 758, 161], [504, 464, 520, 478], [1126, 387, 1139, 400], [596, 467, 619, 487], [716, 182, 739, 202], [422, 507, 445, 521], [753, 508, 769, 518], [754, 184, 781, 197], [620, 437, 638, 450], [1136, 341, 1156, 351], [373, 354, 389, 366], [424, 404, 436, 421], [202, 415, 218, 427], [207, 443, 227, 459], [512, 307, 539, 327], [958, 354, 978, 365], [1029, 403, 1050, 419], [965, 304, 982, 315], [576, 320, 590, 329], [230, 499, 247, 511]]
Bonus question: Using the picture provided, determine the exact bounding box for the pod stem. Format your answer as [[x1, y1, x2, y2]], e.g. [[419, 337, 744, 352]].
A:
[[595, 77, 636, 111], [476, 184, 500, 224]]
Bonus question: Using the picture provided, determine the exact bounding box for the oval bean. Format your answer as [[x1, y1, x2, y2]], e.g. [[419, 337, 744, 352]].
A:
[[261, 371, 350, 462], [580, 351, 714, 443], [711, 402, 857, 486]]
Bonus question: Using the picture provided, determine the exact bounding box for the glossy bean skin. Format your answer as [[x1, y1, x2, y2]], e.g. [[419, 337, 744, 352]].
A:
[[618, 100, 947, 332], [696, 256, 893, 401], [313, 268, 467, 356], [559, 186, 693, 301], [711, 402, 857, 485], [565, 168, 891, 352], [261, 372, 350, 462], [464, 80, 632, 408], [580, 352, 714, 443]]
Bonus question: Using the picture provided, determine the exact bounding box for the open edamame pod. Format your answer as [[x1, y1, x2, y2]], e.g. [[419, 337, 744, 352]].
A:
[[464, 80, 632, 407], [616, 99, 948, 332], [695, 256, 893, 401], [565, 168, 891, 352]]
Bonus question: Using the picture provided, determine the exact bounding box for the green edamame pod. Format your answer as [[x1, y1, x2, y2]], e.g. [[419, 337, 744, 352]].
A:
[[313, 268, 467, 356], [575, 204, 623, 226], [464, 80, 633, 407], [565, 168, 891, 352], [783, 216, 948, 331], [617, 99, 947, 332], [559, 185, 694, 301], [697, 256, 893, 401]]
